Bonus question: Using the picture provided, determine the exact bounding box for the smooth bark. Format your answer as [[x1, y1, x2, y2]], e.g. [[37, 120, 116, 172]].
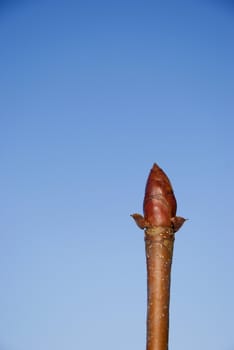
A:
[[145, 227, 174, 350]]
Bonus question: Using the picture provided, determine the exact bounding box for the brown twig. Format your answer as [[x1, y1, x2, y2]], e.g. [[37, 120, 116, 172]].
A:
[[131, 163, 185, 350]]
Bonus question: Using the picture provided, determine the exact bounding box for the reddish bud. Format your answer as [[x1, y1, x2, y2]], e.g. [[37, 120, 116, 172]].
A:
[[132, 163, 186, 232], [143, 163, 177, 227]]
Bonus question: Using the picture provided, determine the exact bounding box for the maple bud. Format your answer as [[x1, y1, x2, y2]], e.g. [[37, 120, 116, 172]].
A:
[[132, 163, 185, 232]]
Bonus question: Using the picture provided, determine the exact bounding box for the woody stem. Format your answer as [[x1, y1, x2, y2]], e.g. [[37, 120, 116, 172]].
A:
[[145, 227, 174, 350]]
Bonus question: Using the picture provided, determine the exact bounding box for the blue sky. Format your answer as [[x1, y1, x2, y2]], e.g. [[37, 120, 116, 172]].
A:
[[1, 0, 234, 349]]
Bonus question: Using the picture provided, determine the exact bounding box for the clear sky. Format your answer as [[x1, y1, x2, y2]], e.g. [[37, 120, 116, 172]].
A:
[[1, 0, 234, 349]]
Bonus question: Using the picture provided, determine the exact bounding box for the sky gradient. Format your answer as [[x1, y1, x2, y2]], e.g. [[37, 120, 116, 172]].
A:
[[1, 1, 234, 349]]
